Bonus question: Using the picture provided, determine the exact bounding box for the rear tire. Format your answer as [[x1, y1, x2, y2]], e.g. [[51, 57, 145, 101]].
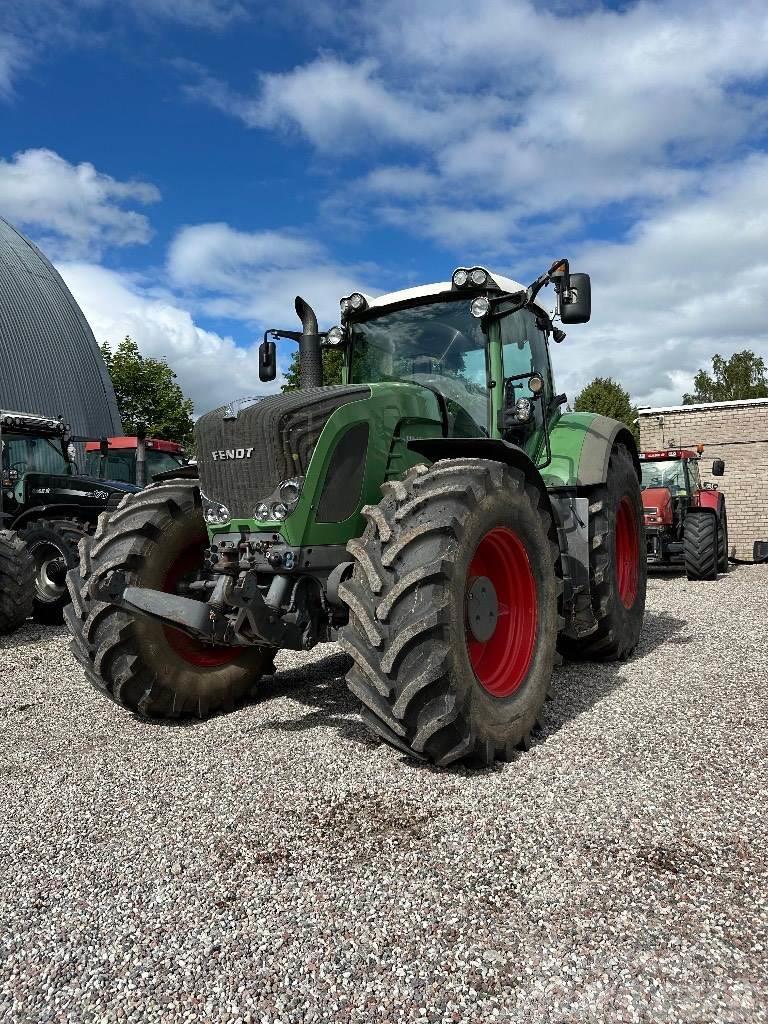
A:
[[20, 518, 90, 624], [684, 513, 718, 581], [65, 480, 270, 718], [718, 507, 729, 573], [559, 443, 646, 661], [339, 459, 561, 766], [0, 530, 33, 634]]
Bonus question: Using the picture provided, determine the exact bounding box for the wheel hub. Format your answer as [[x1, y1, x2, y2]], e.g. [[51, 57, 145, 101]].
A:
[[466, 576, 499, 643]]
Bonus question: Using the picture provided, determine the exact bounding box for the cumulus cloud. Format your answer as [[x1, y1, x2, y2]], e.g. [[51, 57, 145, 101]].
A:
[[547, 155, 768, 407], [186, 56, 506, 153], [57, 262, 275, 416], [0, 149, 159, 257], [168, 221, 377, 327]]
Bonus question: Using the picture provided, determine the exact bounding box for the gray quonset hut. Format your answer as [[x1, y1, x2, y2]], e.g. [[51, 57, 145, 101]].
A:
[[0, 217, 121, 437]]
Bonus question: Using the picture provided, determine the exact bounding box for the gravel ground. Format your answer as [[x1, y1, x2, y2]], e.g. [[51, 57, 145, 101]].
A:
[[1, 565, 766, 1024]]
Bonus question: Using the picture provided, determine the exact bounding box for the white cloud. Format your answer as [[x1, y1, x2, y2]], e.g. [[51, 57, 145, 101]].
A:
[[168, 221, 377, 327], [57, 261, 276, 416], [0, 32, 24, 98], [548, 155, 768, 407], [0, 149, 159, 257], [187, 56, 506, 153]]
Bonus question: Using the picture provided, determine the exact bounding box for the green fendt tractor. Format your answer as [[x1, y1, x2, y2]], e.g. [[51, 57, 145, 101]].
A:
[[66, 261, 646, 765]]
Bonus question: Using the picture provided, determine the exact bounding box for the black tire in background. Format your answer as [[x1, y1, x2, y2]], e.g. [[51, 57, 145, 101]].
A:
[[559, 443, 647, 662], [0, 530, 33, 634], [65, 481, 271, 718], [339, 459, 561, 767], [20, 518, 90, 624], [684, 512, 718, 581]]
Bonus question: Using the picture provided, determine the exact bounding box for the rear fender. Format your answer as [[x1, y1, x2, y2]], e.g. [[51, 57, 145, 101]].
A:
[[543, 413, 640, 488]]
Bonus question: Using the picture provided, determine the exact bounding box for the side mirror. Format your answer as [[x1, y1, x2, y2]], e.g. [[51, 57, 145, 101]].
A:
[[259, 339, 277, 382], [712, 458, 725, 477], [559, 272, 591, 324]]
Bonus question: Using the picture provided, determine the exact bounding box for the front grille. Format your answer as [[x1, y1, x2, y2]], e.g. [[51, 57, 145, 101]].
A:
[[195, 386, 370, 518]]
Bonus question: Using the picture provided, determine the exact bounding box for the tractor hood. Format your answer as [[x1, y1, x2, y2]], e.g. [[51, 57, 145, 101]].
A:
[[642, 486, 673, 526]]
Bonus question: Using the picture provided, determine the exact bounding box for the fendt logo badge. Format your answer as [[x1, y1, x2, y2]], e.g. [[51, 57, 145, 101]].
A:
[[211, 448, 254, 461]]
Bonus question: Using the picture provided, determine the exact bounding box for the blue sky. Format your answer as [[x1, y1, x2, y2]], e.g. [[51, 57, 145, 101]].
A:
[[2, 0, 768, 413]]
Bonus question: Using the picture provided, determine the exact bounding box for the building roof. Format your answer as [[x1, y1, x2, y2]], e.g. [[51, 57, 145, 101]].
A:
[[638, 397, 768, 415], [0, 217, 122, 438]]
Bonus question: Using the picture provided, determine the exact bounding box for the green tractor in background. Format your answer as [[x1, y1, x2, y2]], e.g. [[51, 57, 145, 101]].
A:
[[66, 260, 646, 766]]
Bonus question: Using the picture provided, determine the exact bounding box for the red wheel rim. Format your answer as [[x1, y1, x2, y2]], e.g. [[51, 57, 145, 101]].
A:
[[466, 527, 538, 698], [162, 543, 239, 668], [615, 496, 639, 609]]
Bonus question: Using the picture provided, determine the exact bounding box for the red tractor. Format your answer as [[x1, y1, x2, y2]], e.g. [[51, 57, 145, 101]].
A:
[[640, 448, 728, 580], [84, 434, 186, 487]]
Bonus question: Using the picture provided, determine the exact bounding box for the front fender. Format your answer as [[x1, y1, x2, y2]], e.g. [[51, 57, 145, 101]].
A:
[[11, 503, 99, 530], [407, 437, 551, 509]]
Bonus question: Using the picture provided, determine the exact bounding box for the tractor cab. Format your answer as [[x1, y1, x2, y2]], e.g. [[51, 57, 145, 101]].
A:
[[85, 436, 187, 487]]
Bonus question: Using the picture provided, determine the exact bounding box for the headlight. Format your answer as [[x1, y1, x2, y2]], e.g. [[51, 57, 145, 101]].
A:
[[326, 325, 345, 347], [452, 268, 469, 287], [279, 478, 303, 505], [470, 268, 488, 286], [515, 398, 533, 422], [201, 491, 231, 525], [470, 295, 490, 318], [253, 477, 304, 521]]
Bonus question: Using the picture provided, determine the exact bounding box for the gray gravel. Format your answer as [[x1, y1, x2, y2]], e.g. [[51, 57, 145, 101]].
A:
[[1, 565, 767, 1023]]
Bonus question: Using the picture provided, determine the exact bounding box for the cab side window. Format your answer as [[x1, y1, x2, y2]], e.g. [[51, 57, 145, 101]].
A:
[[500, 309, 552, 400]]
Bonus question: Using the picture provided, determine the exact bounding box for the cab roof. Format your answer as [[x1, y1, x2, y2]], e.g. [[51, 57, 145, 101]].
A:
[[357, 270, 551, 318], [640, 449, 699, 461]]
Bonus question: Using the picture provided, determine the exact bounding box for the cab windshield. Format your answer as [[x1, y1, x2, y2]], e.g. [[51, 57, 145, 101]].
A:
[[348, 298, 490, 436], [1, 433, 71, 478], [641, 460, 688, 495]]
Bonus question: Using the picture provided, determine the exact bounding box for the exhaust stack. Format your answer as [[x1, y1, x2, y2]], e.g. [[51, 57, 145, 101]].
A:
[[295, 296, 323, 389]]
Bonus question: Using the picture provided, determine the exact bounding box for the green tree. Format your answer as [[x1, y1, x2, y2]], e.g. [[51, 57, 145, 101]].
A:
[[573, 376, 638, 438], [100, 336, 195, 446], [683, 350, 768, 404], [281, 348, 345, 391]]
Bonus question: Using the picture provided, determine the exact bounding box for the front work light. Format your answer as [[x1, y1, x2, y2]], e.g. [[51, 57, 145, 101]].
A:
[[452, 268, 469, 287], [470, 296, 490, 318], [341, 292, 368, 317], [325, 325, 345, 347], [528, 373, 545, 395], [469, 268, 488, 286]]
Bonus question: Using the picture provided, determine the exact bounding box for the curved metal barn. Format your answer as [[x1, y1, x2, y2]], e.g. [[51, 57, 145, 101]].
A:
[[0, 217, 122, 437]]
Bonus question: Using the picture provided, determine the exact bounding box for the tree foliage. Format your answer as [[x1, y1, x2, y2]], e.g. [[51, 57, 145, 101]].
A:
[[100, 336, 195, 446], [682, 350, 768, 404], [573, 376, 637, 437], [281, 348, 345, 391]]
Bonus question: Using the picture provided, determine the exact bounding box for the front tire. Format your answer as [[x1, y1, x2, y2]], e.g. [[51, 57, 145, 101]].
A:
[[20, 518, 90, 624], [339, 459, 560, 766], [0, 530, 33, 634], [684, 512, 718, 581], [559, 443, 646, 661], [65, 481, 271, 718]]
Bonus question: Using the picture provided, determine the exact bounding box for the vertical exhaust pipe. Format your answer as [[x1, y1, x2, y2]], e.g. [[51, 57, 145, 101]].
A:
[[295, 296, 323, 389], [135, 422, 147, 488]]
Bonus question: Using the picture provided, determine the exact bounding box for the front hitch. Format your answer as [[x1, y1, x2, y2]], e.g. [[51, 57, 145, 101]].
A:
[[95, 569, 305, 649]]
